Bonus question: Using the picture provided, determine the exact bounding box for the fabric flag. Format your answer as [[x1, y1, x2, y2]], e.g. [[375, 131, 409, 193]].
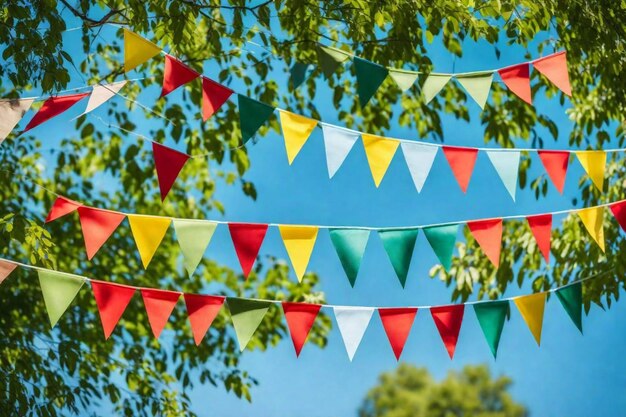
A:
[[278, 225, 318, 282], [473, 300, 509, 358], [388, 69, 418, 92], [124, 29, 162, 73], [526, 214, 552, 263], [514, 292, 546, 346], [227, 297, 271, 351], [532, 51, 571, 96], [0, 98, 35, 142], [498, 63, 531, 104], [378, 228, 419, 287], [575, 150, 606, 191], [609, 201, 626, 232], [329, 229, 370, 287], [152, 142, 190, 201], [486, 151, 520, 201], [316, 45, 350, 78], [75, 81, 127, 118], [282, 302, 322, 357], [320, 123, 360, 178], [228, 223, 269, 278], [537, 150, 569, 193], [442, 146, 479, 193], [467, 219, 503, 267], [38, 270, 85, 328], [238, 94, 275, 143], [378, 307, 418, 360], [354, 57, 388, 107], [201, 77, 233, 121], [161, 55, 200, 97], [289, 62, 310, 88], [91, 280, 136, 339], [423, 224, 459, 271], [128, 215, 172, 268], [361, 134, 399, 187], [45, 196, 82, 223], [400, 142, 438, 193], [23, 93, 89, 132], [77, 207, 126, 260], [430, 304, 465, 359], [141, 288, 181, 339], [184, 294, 224, 345], [556, 282, 583, 333], [173, 219, 217, 276], [456, 72, 494, 109], [422, 74, 452, 104], [278, 110, 318, 164], [577, 206, 605, 252], [0, 260, 17, 285], [333, 306, 374, 361]]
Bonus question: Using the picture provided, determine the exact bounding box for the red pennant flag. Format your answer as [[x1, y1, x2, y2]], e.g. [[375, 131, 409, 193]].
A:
[[183, 294, 225, 345], [467, 218, 503, 267], [202, 77, 234, 121], [526, 214, 552, 263], [141, 288, 181, 338], [282, 302, 322, 357], [161, 55, 200, 97], [498, 63, 531, 104], [152, 142, 190, 201], [431, 304, 464, 359], [77, 207, 126, 260], [91, 280, 136, 339], [45, 196, 82, 223], [378, 307, 418, 360], [228, 223, 269, 278], [609, 201, 626, 232], [23, 93, 89, 132], [533, 52, 571, 96], [0, 260, 17, 285], [537, 150, 569, 193], [442, 146, 479, 193]]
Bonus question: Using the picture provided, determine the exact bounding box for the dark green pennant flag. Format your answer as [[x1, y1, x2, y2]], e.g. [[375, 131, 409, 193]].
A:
[[423, 224, 459, 271], [290, 62, 310, 88], [329, 229, 370, 287], [354, 57, 389, 107], [226, 297, 272, 351], [237, 94, 275, 143], [316, 45, 350, 79], [378, 228, 419, 287], [473, 300, 509, 358], [556, 282, 583, 333]]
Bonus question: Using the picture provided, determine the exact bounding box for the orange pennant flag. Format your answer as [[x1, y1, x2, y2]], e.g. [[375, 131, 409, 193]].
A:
[[467, 219, 503, 267]]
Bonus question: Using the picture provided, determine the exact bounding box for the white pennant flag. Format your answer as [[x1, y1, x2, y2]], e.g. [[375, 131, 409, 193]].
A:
[[486, 150, 520, 201], [321, 123, 360, 178], [401, 142, 438, 193], [0, 98, 35, 142], [334, 306, 374, 361], [73, 81, 128, 119]]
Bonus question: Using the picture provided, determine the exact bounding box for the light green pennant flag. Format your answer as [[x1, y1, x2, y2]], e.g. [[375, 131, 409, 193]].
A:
[[378, 229, 419, 287], [556, 282, 583, 333], [38, 270, 86, 328], [388, 69, 419, 92], [486, 151, 521, 201], [329, 229, 370, 287], [422, 74, 452, 103], [354, 57, 389, 107], [456, 72, 494, 109], [227, 297, 272, 351], [237, 94, 275, 143], [473, 300, 509, 358], [317, 45, 350, 78], [423, 224, 459, 271], [173, 219, 217, 276]]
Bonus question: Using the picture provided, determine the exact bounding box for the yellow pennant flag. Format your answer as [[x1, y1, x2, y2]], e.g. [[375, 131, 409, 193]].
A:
[[279, 111, 318, 164], [124, 29, 162, 73], [514, 292, 546, 346], [279, 225, 319, 282], [361, 134, 399, 187], [128, 215, 172, 268], [575, 150, 606, 191], [577, 206, 605, 252]]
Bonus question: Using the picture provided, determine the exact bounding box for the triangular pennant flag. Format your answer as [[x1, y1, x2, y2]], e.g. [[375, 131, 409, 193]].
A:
[[128, 215, 172, 268], [378, 229, 419, 287], [378, 308, 418, 360], [173, 220, 217, 276], [77, 207, 126, 260], [38, 270, 85, 328], [23, 93, 89, 132], [237, 94, 275, 143], [140, 288, 181, 339], [361, 134, 399, 187], [124, 29, 162, 73], [456, 72, 494, 109], [228, 223, 269, 278], [278, 110, 318, 164], [321, 124, 360, 178], [514, 292, 546, 346], [526, 214, 552, 263], [388, 69, 418, 92], [45, 196, 82, 223], [422, 74, 452, 104], [161, 55, 200, 97], [289, 62, 310, 88], [498, 63, 532, 104], [91, 281, 136, 339], [400, 142, 438, 193], [467, 219, 503, 267], [423, 224, 459, 271], [227, 297, 271, 351], [0, 260, 17, 285], [201, 77, 234, 121], [333, 306, 374, 361], [329, 229, 370, 287], [486, 151, 520, 201], [354, 57, 389, 107], [430, 304, 465, 359], [577, 206, 605, 252], [537, 150, 569, 193], [184, 294, 225, 345], [533, 51, 571, 96], [278, 225, 318, 282], [152, 142, 190, 201], [473, 301, 509, 358], [76, 81, 127, 118], [556, 282, 583, 333], [609, 201, 626, 232], [442, 146, 479, 193], [316, 45, 350, 78], [575, 151, 606, 191], [0, 98, 34, 141], [282, 302, 322, 357]]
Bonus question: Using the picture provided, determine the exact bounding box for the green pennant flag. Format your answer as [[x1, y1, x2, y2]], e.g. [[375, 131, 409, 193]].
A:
[[456, 72, 494, 109], [237, 94, 275, 143], [423, 224, 459, 271], [422, 74, 452, 103], [290, 62, 310, 88], [227, 297, 271, 351], [556, 282, 583, 333], [354, 57, 389, 107], [388, 69, 419, 92], [38, 270, 86, 328], [378, 228, 419, 287], [473, 300, 509, 358], [329, 229, 370, 287], [317, 45, 350, 78], [173, 219, 217, 276]]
